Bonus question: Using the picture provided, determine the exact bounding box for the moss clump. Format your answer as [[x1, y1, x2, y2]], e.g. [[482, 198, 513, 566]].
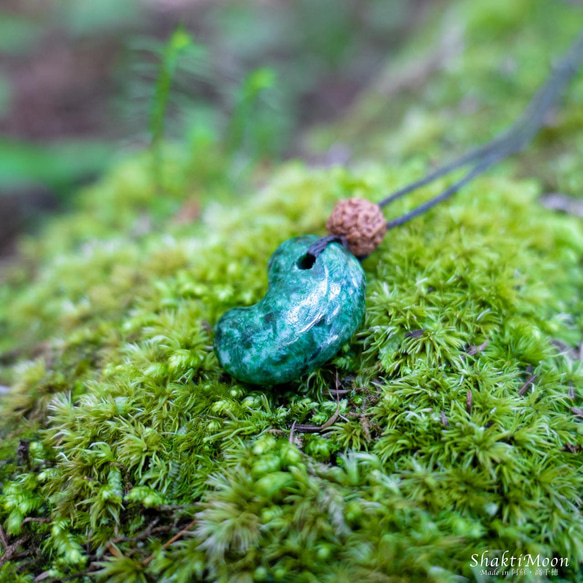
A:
[[1, 0, 583, 581]]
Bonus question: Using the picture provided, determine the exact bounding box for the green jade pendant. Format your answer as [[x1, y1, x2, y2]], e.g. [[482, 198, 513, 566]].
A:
[[214, 235, 366, 385]]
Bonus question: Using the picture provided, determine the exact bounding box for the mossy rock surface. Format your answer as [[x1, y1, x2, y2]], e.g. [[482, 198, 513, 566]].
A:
[[1, 0, 583, 581]]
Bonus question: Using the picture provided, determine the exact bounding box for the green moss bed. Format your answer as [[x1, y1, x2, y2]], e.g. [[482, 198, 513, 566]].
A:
[[1, 0, 583, 581]]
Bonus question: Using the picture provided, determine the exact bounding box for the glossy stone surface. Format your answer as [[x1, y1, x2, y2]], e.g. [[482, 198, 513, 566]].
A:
[[214, 235, 366, 385]]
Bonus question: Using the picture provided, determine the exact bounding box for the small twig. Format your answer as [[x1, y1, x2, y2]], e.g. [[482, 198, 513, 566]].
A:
[[550, 338, 579, 360], [440, 410, 449, 427], [47, 565, 100, 583], [289, 421, 297, 444], [111, 526, 173, 544], [359, 396, 372, 443], [1, 548, 34, 570], [328, 388, 351, 396], [466, 390, 473, 414], [0, 524, 8, 549], [540, 192, 583, 217], [405, 329, 425, 339], [362, 416, 371, 443], [570, 407, 583, 419], [106, 543, 121, 558], [86, 528, 93, 556], [467, 339, 489, 356], [518, 374, 537, 396], [22, 517, 51, 525], [345, 411, 374, 418], [294, 400, 341, 434], [157, 504, 198, 512], [11, 549, 34, 561], [142, 518, 197, 566], [0, 535, 30, 567], [110, 519, 169, 545]]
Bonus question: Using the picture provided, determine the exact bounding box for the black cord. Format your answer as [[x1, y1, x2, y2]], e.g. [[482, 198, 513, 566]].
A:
[[306, 29, 583, 260], [381, 28, 583, 227], [386, 153, 499, 228], [302, 234, 349, 263]]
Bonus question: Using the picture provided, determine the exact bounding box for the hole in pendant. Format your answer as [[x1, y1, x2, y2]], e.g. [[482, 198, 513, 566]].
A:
[[297, 253, 316, 270]]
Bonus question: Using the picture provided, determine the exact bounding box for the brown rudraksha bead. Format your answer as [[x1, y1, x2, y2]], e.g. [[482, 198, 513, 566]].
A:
[[326, 198, 386, 257]]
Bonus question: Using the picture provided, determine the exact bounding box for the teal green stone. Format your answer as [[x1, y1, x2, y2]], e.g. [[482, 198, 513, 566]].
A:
[[213, 235, 366, 386]]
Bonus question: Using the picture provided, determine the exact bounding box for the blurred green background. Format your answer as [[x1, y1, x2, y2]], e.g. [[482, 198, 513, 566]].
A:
[[0, 0, 432, 256]]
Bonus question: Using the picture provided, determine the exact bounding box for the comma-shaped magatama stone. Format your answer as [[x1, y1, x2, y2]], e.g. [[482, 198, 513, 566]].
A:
[[213, 235, 366, 385]]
